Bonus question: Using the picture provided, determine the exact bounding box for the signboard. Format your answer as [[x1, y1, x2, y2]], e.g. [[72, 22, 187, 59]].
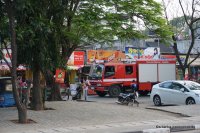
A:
[[1, 49, 12, 64], [125, 47, 143, 59], [160, 55, 176, 60], [87, 50, 125, 64], [55, 69, 65, 83], [67, 51, 85, 66], [125, 47, 160, 60], [0, 49, 11, 70]]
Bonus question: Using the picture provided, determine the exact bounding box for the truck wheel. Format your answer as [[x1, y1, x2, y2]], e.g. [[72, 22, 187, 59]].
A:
[[108, 85, 121, 97], [96, 91, 107, 97]]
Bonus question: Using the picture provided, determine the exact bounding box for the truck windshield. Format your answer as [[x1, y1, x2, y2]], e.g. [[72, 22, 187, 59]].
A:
[[89, 64, 104, 79]]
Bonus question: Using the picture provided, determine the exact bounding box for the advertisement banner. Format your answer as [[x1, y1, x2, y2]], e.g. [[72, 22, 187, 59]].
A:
[[67, 51, 85, 66], [125, 47, 160, 60], [160, 55, 176, 60], [176, 55, 186, 65], [55, 69, 65, 83], [87, 50, 125, 64], [125, 47, 143, 59]]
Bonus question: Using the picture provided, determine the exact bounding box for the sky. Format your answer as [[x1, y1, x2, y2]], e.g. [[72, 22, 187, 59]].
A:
[[155, 0, 200, 20], [156, 0, 184, 20]]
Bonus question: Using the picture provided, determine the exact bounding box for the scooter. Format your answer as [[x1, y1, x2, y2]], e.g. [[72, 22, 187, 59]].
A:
[[116, 90, 139, 106], [71, 85, 82, 100]]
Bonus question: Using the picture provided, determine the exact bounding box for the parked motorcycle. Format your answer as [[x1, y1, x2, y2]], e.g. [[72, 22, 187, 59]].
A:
[[70, 83, 82, 100], [116, 91, 139, 106]]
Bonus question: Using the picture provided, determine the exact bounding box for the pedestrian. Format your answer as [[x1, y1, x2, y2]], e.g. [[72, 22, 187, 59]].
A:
[[25, 79, 32, 107], [66, 82, 70, 100], [82, 77, 90, 101]]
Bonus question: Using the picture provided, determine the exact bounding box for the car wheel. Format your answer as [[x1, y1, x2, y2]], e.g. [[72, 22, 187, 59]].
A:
[[108, 85, 121, 97], [186, 98, 196, 105], [153, 95, 161, 106]]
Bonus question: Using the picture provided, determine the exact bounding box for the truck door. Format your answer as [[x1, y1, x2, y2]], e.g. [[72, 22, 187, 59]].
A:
[[103, 65, 116, 85], [123, 65, 137, 86]]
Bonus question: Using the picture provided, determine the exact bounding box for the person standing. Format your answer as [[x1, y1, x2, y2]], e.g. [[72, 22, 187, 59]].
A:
[[82, 77, 90, 101]]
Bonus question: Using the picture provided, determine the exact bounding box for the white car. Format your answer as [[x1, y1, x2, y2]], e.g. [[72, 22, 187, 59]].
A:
[[150, 80, 200, 106]]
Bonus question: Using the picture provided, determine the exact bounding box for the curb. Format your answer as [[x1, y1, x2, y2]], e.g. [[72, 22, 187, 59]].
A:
[[143, 128, 170, 133], [134, 124, 200, 133], [145, 107, 191, 117]]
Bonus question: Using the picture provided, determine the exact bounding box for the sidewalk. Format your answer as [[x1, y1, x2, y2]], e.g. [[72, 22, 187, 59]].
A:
[[146, 104, 200, 117], [1, 101, 200, 133]]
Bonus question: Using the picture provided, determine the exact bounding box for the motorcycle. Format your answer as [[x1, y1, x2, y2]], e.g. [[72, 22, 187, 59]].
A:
[[70, 83, 82, 100], [116, 91, 139, 106]]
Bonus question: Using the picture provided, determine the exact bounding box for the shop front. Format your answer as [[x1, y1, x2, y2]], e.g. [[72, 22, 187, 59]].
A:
[[189, 58, 200, 83]]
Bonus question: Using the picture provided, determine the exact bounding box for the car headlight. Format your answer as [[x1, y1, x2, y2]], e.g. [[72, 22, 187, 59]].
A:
[[97, 83, 101, 86], [195, 93, 200, 97]]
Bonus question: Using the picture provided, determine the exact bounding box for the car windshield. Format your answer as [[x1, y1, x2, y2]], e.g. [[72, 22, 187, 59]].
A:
[[184, 81, 200, 90], [89, 64, 104, 79]]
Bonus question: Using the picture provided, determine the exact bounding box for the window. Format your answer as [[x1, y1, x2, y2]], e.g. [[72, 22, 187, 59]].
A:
[[104, 66, 115, 78], [171, 83, 186, 91], [159, 82, 172, 88], [125, 66, 133, 75]]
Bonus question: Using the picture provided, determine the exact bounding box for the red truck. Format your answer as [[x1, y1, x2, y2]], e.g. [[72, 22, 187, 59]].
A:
[[88, 60, 176, 97]]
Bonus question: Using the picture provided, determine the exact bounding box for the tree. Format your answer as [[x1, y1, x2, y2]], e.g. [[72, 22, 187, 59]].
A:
[[0, 0, 27, 123], [12, 0, 170, 108], [162, 0, 200, 77], [42, 0, 171, 100]]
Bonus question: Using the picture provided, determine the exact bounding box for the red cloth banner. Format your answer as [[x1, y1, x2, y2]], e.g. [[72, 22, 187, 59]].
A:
[[55, 69, 65, 83]]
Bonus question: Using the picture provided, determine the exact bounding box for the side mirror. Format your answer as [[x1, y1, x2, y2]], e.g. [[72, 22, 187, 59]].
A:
[[180, 88, 185, 92]]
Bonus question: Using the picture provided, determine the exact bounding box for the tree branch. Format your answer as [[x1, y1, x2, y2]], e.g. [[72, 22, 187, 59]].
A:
[[179, 0, 190, 26], [188, 54, 200, 66]]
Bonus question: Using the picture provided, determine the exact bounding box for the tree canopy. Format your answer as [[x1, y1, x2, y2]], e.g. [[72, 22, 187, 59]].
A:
[[15, 0, 171, 69], [0, 0, 172, 109]]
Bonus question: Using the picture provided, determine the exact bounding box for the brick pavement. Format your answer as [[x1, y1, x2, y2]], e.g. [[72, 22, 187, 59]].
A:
[[0, 100, 200, 133]]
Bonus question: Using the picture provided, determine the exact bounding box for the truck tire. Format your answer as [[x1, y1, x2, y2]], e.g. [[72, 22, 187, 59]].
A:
[[96, 91, 107, 97], [108, 85, 121, 97]]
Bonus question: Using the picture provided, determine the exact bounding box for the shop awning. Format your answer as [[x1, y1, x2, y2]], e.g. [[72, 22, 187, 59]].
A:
[[67, 65, 84, 70], [0, 64, 26, 70]]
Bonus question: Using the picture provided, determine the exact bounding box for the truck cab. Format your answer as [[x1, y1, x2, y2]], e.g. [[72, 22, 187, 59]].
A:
[[89, 63, 137, 97]]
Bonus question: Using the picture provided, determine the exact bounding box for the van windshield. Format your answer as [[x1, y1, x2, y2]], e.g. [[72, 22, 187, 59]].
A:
[[89, 64, 104, 79]]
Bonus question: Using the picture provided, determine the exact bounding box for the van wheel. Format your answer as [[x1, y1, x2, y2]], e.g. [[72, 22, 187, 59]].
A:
[[186, 98, 195, 105], [153, 95, 161, 106], [109, 85, 121, 97], [96, 91, 107, 97]]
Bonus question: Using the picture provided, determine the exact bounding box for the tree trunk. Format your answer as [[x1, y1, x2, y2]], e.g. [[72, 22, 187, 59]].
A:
[[43, 69, 62, 101], [6, 0, 28, 123], [31, 63, 44, 110]]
